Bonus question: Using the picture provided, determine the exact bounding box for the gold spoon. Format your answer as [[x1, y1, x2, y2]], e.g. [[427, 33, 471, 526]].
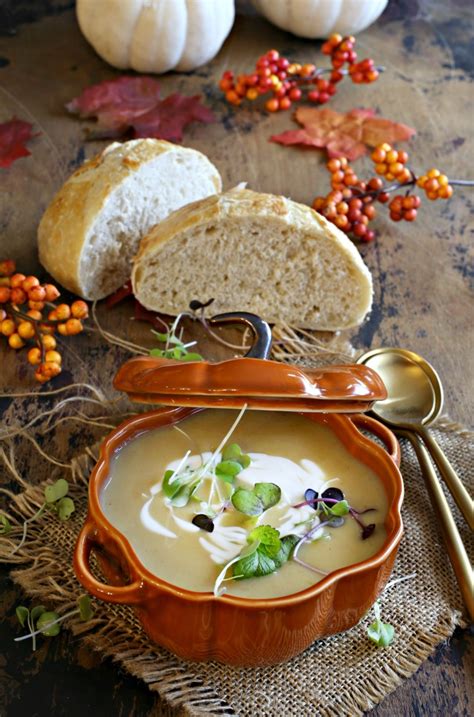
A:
[[396, 429, 473, 619], [357, 348, 473, 619], [357, 348, 474, 530]]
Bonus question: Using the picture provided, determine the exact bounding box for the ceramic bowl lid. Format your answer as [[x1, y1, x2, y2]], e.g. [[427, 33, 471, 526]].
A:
[[114, 355, 386, 413], [114, 311, 386, 413]]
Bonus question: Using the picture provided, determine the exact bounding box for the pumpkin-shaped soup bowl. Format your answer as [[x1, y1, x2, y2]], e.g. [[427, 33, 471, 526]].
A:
[[74, 313, 403, 666]]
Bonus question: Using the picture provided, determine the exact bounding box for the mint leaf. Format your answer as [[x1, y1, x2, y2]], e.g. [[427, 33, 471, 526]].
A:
[[232, 528, 298, 580], [254, 483, 281, 510], [273, 534, 299, 566], [248, 525, 281, 556]]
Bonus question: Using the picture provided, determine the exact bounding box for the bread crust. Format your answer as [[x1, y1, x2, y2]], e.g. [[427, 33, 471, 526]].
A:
[[38, 139, 222, 296], [132, 188, 373, 330]]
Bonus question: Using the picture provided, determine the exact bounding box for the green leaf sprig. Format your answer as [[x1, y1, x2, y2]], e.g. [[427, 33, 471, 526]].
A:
[[367, 601, 395, 647], [213, 525, 299, 596], [161, 405, 250, 512], [11, 479, 75, 555], [149, 314, 203, 362], [231, 482, 281, 516], [15, 595, 93, 651]]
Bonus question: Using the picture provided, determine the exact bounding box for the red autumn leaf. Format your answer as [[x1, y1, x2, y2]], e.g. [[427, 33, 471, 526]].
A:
[[0, 118, 37, 168], [67, 76, 215, 142], [271, 107, 415, 160]]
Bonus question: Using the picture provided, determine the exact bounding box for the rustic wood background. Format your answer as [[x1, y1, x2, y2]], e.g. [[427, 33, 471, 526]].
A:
[[0, 0, 472, 715]]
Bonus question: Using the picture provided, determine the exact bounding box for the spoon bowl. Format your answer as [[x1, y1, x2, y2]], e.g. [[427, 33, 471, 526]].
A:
[[357, 348, 441, 428], [358, 347, 473, 530]]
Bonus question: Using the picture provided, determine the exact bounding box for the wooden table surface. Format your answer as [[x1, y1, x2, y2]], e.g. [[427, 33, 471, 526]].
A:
[[0, 1, 472, 715]]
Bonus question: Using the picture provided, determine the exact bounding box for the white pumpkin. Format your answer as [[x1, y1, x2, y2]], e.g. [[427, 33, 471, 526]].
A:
[[76, 0, 235, 74], [252, 0, 388, 39]]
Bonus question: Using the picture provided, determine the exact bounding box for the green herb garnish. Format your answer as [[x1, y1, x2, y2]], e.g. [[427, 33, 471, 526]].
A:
[[150, 317, 203, 362], [367, 601, 395, 647], [213, 526, 299, 595], [231, 482, 281, 516], [10, 479, 75, 555], [15, 596, 93, 651]]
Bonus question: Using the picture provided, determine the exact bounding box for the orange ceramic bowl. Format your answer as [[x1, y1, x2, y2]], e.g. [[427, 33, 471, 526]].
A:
[[74, 406, 403, 666]]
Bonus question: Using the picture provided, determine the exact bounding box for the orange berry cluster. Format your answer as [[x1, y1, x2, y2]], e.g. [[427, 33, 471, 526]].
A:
[[219, 35, 379, 112], [371, 143, 411, 184], [312, 158, 378, 242], [0, 260, 89, 383], [417, 169, 453, 200], [312, 143, 457, 242]]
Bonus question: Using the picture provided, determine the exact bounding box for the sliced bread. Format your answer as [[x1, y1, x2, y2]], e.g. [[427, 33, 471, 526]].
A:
[[38, 139, 222, 299], [132, 188, 373, 331]]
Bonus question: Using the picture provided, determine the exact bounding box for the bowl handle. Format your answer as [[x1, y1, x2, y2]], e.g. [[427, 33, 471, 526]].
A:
[[350, 414, 401, 466], [74, 521, 144, 605], [209, 311, 272, 359]]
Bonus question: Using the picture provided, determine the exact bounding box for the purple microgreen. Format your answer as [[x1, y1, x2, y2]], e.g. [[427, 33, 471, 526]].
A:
[[349, 508, 376, 540], [321, 487, 344, 506], [304, 488, 318, 507], [192, 514, 215, 532]]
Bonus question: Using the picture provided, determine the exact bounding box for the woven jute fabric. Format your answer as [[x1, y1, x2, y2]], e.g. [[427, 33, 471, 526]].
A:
[[1, 419, 472, 716]]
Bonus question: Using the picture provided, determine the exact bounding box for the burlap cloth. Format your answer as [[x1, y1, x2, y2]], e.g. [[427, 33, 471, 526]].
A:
[[0, 373, 472, 716]]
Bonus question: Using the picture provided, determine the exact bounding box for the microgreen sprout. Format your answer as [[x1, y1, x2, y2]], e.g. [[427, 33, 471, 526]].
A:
[[15, 595, 93, 651], [10, 479, 75, 555], [367, 601, 395, 647], [150, 313, 203, 361], [231, 482, 281, 516], [294, 487, 376, 540]]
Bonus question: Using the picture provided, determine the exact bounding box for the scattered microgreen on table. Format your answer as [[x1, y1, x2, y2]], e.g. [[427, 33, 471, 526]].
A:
[[367, 601, 395, 647], [15, 595, 93, 651], [9, 479, 75, 555]]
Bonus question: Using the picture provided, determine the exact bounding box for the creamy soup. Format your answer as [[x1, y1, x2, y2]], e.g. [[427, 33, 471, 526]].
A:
[[101, 410, 388, 599]]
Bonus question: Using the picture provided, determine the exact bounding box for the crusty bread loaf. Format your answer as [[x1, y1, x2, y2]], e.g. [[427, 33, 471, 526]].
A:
[[132, 188, 373, 331], [38, 139, 222, 300]]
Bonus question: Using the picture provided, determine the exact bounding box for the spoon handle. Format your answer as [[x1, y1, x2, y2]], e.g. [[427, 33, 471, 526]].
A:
[[398, 430, 474, 620], [418, 427, 474, 531]]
